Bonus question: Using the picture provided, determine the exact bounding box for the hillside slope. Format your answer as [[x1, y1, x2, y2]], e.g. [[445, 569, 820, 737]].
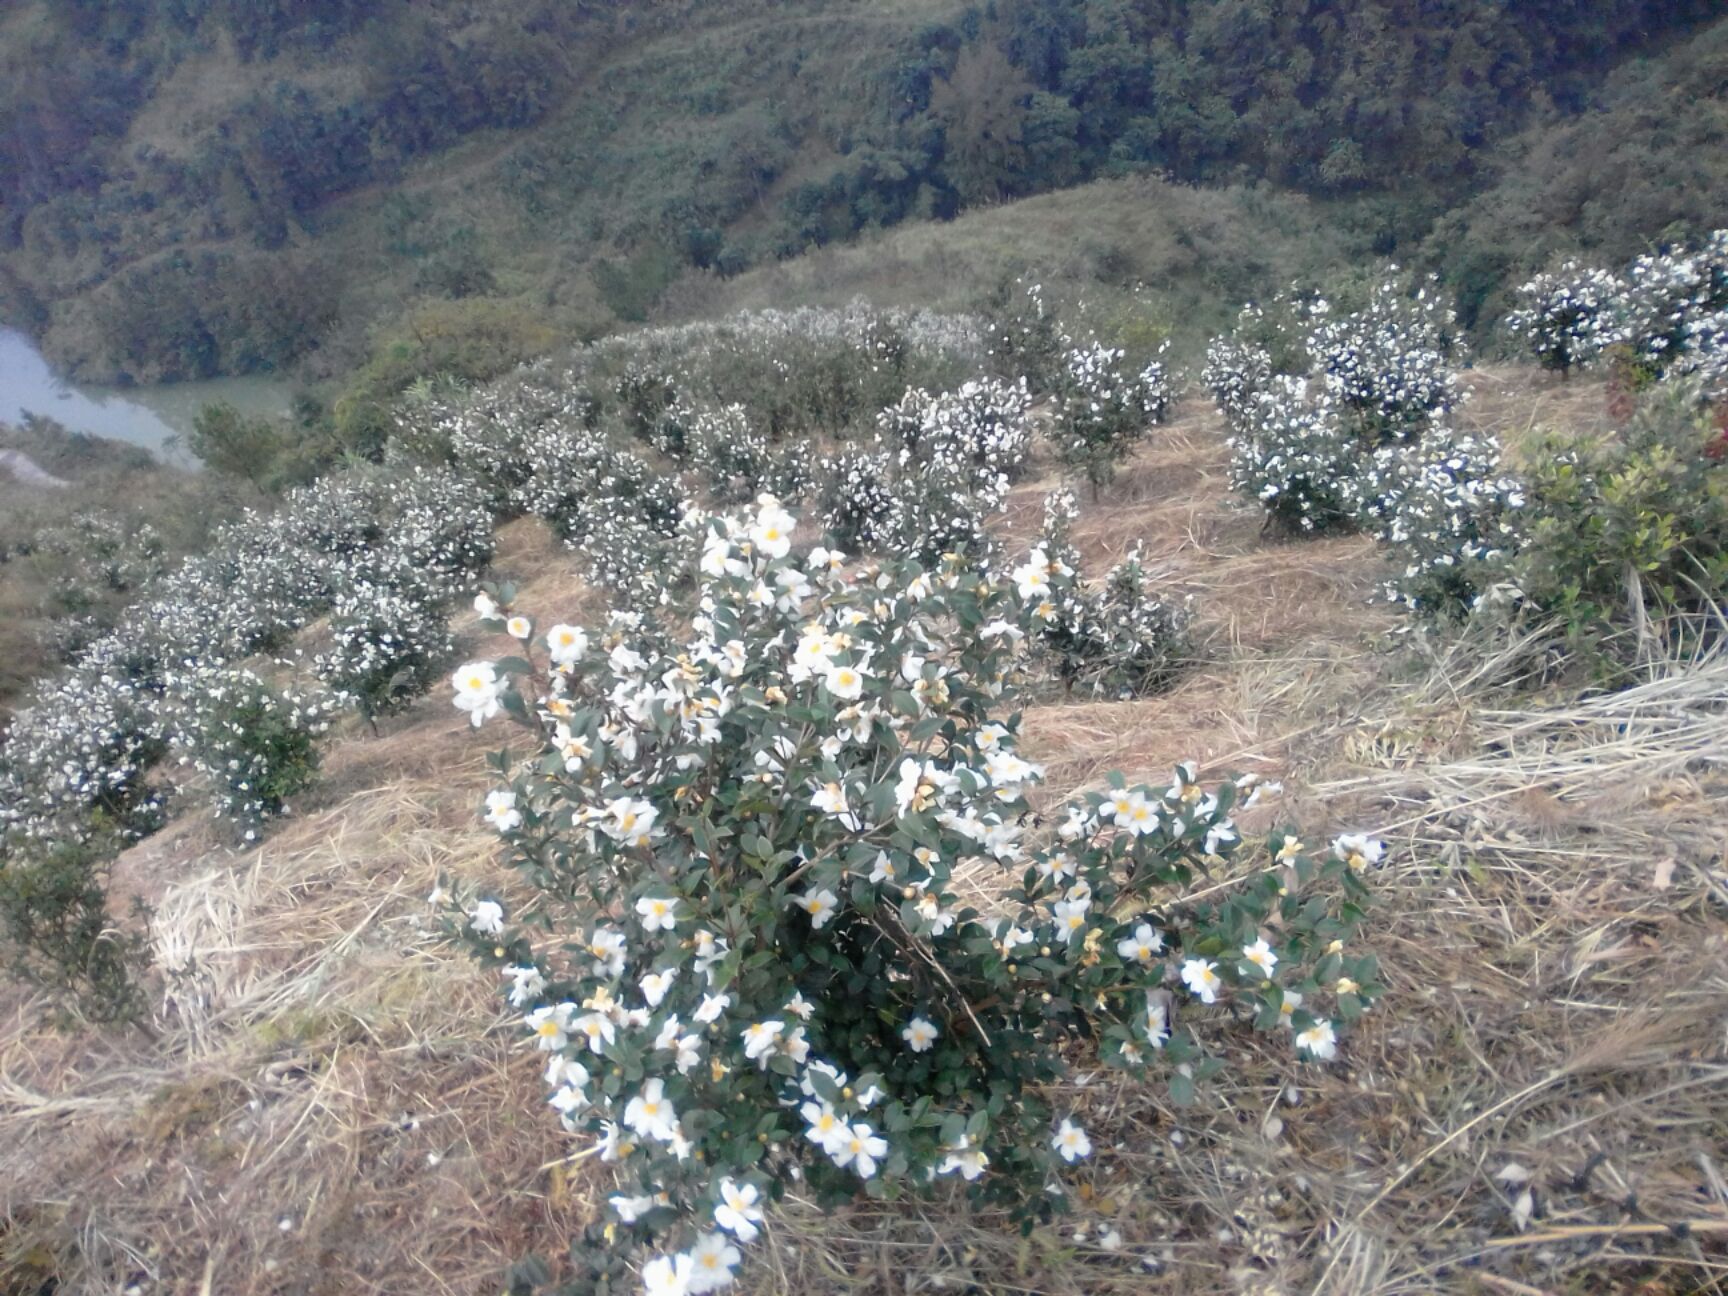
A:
[[4, 373, 1724, 1295]]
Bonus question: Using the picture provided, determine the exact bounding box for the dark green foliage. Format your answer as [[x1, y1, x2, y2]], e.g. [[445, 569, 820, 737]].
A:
[[1515, 389, 1728, 641], [0, 838, 151, 1026]]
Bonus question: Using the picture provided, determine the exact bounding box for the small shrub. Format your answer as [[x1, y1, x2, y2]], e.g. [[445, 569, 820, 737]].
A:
[[1366, 425, 1527, 617], [1024, 488, 1189, 695], [1513, 385, 1728, 637], [1050, 342, 1172, 495], [982, 279, 1067, 394], [444, 498, 1381, 1292], [1504, 261, 1626, 376], [0, 838, 150, 1026], [163, 666, 339, 842], [313, 564, 455, 722]]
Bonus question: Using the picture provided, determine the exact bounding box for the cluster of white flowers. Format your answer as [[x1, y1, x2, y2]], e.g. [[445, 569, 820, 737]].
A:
[[1306, 275, 1458, 439], [1505, 232, 1728, 401], [1051, 340, 1173, 490], [1207, 276, 1480, 541], [1503, 262, 1627, 375], [876, 378, 1035, 485], [1212, 368, 1365, 534], [446, 495, 1382, 1294], [312, 553, 457, 720], [0, 468, 494, 849], [1615, 230, 1728, 400], [675, 401, 815, 506], [1024, 488, 1189, 695], [159, 663, 341, 840], [1363, 425, 1528, 615]]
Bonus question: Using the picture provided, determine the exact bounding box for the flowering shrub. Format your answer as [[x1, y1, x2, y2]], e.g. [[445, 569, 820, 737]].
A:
[[876, 379, 1034, 486], [1364, 426, 1527, 617], [1221, 373, 1364, 534], [682, 404, 816, 507], [982, 280, 1068, 394], [1024, 489, 1190, 695], [1209, 275, 1466, 536], [1306, 276, 1458, 441], [1615, 230, 1728, 400], [815, 448, 899, 552], [1051, 342, 1172, 494], [447, 496, 1381, 1293], [313, 561, 456, 722], [1504, 262, 1626, 376], [163, 665, 340, 841], [0, 645, 168, 848]]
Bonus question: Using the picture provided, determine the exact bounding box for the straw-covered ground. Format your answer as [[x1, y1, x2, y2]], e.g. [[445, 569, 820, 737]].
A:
[[3, 370, 1725, 1295]]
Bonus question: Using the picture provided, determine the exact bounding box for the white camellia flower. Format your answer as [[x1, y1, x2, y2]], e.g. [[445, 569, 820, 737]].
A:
[[573, 1011, 617, 1055], [1333, 834, 1384, 871], [1052, 1117, 1093, 1162], [1296, 1018, 1339, 1060], [546, 623, 589, 667], [635, 895, 679, 932], [938, 1134, 989, 1181], [469, 899, 505, 936], [795, 887, 838, 929], [623, 1078, 679, 1143], [473, 591, 499, 619], [750, 496, 796, 560], [810, 781, 851, 819], [604, 797, 659, 847], [822, 661, 867, 701], [741, 1020, 785, 1064], [713, 1178, 763, 1242], [524, 1002, 573, 1050], [1116, 923, 1163, 964], [640, 969, 677, 1008], [502, 964, 545, 1008], [901, 1016, 939, 1053], [506, 615, 532, 640], [641, 1252, 695, 1296], [1242, 938, 1278, 978], [1052, 898, 1089, 938], [694, 992, 732, 1024], [451, 661, 502, 727], [801, 1100, 850, 1155], [687, 1231, 741, 1293], [833, 1122, 889, 1179], [1180, 958, 1222, 1004], [483, 789, 521, 833]]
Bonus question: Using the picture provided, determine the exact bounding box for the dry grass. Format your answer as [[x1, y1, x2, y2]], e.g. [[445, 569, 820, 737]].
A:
[[5, 376, 1727, 1295]]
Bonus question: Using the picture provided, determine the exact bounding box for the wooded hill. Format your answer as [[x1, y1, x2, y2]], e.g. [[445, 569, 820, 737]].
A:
[[2, 0, 1724, 384]]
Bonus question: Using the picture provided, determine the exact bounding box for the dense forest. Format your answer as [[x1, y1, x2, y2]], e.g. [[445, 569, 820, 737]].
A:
[[2, 0, 1725, 386]]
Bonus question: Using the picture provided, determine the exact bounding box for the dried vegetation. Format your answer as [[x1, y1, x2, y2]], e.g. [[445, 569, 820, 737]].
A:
[[4, 374, 1725, 1295]]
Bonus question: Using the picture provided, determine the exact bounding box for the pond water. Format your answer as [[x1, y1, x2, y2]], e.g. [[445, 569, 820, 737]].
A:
[[0, 328, 295, 463]]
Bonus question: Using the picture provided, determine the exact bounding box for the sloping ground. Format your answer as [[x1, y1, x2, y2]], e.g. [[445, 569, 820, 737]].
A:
[[4, 373, 1726, 1295]]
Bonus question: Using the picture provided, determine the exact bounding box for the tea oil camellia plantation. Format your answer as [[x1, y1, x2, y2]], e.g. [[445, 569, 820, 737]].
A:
[[2, 4, 1727, 1295]]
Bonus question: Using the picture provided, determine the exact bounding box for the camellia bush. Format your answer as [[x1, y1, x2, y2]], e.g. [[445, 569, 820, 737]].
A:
[[1025, 488, 1190, 695], [1051, 341, 1172, 495], [446, 496, 1382, 1294], [1206, 274, 1474, 543], [162, 664, 340, 842], [1504, 261, 1627, 377]]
